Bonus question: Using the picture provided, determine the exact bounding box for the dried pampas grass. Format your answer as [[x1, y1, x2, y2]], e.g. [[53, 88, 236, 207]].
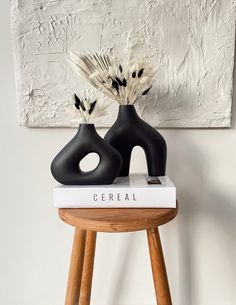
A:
[[68, 51, 157, 105]]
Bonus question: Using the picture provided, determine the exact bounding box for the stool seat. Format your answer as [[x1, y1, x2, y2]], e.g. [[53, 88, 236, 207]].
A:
[[59, 202, 178, 233]]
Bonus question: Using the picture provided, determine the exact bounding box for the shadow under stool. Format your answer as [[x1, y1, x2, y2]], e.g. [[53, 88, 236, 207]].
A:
[[59, 203, 178, 305]]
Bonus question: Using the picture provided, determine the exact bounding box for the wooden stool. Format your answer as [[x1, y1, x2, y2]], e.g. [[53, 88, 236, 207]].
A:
[[59, 203, 178, 305]]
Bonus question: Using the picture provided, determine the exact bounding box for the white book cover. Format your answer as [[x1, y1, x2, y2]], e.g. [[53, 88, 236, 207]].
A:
[[53, 174, 176, 208]]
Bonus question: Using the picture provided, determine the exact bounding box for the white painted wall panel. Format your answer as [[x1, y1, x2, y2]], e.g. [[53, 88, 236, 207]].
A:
[[11, 0, 235, 127]]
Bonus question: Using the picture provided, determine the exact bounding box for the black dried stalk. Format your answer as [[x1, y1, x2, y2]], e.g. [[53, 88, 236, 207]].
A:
[[74, 93, 86, 111], [112, 80, 119, 92], [89, 100, 97, 114], [115, 77, 123, 86], [138, 68, 144, 78], [142, 86, 152, 95]]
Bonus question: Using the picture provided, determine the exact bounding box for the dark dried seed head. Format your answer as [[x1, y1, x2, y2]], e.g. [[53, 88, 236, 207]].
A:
[[122, 78, 127, 87], [115, 77, 123, 86], [132, 71, 136, 78], [74, 93, 80, 103], [89, 100, 97, 115], [74, 94, 86, 111], [74, 102, 80, 110], [80, 101, 86, 111], [119, 64, 123, 73], [142, 86, 152, 95], [112, 80, 119, 92], [138, 68, 144, 78]]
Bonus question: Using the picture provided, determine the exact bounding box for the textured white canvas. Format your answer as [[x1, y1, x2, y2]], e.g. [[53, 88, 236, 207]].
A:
[[11, 0, 235, 127]]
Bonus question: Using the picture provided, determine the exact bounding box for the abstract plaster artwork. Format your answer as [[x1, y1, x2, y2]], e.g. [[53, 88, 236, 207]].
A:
[[11, 0, 235, 127]]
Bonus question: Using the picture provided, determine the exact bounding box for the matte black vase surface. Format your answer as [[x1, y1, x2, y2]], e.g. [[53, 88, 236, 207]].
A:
[[51, 124, 122, 185], [104, 105, 167, 177]]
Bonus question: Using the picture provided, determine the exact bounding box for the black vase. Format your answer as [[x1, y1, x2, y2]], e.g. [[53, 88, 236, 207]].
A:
[[104, 105, 167, 177], [51, 124, 122, 185]]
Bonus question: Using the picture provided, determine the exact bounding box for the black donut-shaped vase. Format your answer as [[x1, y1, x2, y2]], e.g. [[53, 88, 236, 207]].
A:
[[51, 124, 122, 185], [104, 105, 167, 177]]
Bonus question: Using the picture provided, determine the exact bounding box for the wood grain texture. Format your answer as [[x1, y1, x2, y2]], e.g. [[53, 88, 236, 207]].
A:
[[79, 231, 97, 305], [65, 229, 86, 305], [58, 203, 178, 233], [147, 228, 172, 305]]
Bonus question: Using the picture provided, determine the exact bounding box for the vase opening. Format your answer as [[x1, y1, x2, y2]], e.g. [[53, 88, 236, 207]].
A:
[[79, 152, 100, 172], [128, 146, 146, 173]]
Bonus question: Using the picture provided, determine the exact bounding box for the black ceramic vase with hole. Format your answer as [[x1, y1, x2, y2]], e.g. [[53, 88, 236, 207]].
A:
[[104, 105, 167, 177], [51, 124, 122, 185]]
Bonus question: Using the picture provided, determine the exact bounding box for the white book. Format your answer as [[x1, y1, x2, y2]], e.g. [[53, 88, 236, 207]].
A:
[[53, 174, 176, 208]]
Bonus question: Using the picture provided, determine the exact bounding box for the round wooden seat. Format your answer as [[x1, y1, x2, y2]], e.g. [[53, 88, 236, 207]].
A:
[[59, 202, 178, 233]]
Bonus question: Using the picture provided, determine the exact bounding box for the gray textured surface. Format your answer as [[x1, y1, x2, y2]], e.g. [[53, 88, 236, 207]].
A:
[[11, 0, 235, 127]]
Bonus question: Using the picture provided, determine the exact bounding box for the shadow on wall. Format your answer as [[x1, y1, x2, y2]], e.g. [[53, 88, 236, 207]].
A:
[[166, 44, 236, 305], [171, 69, 236, 304], [105, 234, 138, 305], [231, 47, 236, 129], [172, 139, 236, 305]]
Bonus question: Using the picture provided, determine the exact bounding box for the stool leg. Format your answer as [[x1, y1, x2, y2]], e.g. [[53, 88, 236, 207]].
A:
[[79, 230, 97, 305], [65, 229, 87, 305], [147, 228, 172, 305]]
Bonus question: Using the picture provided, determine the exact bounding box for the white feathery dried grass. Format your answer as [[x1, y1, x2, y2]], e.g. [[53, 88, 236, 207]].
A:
[[67, 51, 157, 105]]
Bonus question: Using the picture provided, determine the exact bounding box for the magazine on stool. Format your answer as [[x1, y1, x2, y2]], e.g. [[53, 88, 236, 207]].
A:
[[53, 174, 176, 208]]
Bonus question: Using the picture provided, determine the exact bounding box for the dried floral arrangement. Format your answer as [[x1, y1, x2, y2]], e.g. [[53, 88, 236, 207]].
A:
[[68, 51, 157, 105], [70, 92, 107, 124]]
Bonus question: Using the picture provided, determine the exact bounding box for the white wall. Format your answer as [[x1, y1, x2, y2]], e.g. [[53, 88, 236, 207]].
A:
[[1, 2, 236, 305]]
